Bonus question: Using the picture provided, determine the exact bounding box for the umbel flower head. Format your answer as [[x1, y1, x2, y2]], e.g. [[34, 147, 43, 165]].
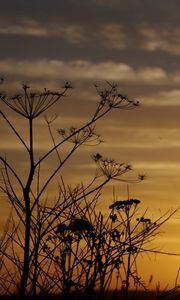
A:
[[92, 153, 132, 180], [56, 219, 94, 234], [57, 125, 103, 146], [94, 82, 140, 110], [67, 218, 95, 232], [92, 153, 145, 182], [109, 199, 141, 210], [0, 82, 70, 119]]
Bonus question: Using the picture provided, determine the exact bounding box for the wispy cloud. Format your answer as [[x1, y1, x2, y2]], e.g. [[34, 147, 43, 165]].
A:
[[140, 25, 180, 55], [0, 58, 170, 84], [0, 19, 127, 49], [143, 90, 180, 106], [0, 19, 85, 44], [100, 126, 180, 151], [0, 19, 126, 49], [135, 161, 180, 170], [1, 19, 180, 56]]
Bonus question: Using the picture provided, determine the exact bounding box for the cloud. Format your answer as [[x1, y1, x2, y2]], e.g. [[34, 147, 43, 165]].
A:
[[139, 25, 180, 55], [0, 59, 132, 80], [1, 18, 180, 56], [0, 58, 170, 85], [0, 19, 127, 49], [0, 20, 47, 37], [100, 125, 180, 151], [134, 161, 180, 171], [0, 19, 85, 44], [137, 67, 168, 82], [143, 90, 180, 106]]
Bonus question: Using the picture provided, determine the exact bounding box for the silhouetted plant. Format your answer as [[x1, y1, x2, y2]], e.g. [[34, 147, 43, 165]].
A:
[[0, 80, 141, 299], [0, 79, 177, 300], [32, 190, 175, 300]]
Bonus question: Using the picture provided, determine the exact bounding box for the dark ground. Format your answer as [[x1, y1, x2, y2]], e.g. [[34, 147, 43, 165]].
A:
[[0, 291, 160, 300]]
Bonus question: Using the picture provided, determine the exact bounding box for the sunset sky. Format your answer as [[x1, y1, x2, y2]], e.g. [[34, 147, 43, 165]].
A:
[[1, 0, 180, 289]]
